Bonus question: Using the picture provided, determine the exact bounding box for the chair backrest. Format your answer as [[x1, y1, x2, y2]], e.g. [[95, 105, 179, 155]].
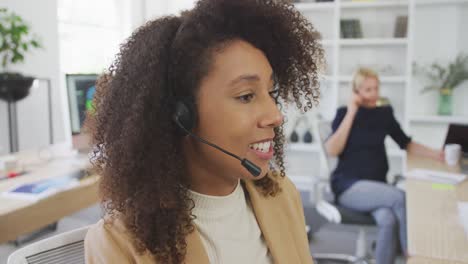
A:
[[7, 225, 90, 264], [316, 120, 338, 175]]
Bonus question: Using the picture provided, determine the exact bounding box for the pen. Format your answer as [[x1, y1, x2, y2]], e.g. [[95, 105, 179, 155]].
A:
[[0, 171, 28, 180]]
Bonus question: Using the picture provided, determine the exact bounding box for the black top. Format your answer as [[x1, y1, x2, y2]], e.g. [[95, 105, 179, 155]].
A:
[[330, 106, 411, 198]]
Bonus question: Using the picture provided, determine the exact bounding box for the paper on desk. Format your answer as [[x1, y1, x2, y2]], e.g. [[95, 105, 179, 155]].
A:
[[458, 202, 468, 239], [1, 176, 79, 201], [405, 169, 466, 185]]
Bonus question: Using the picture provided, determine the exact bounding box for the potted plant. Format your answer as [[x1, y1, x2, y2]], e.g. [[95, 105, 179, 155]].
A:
[[0, 8, 41, 102], [413, 54, 468, 115]]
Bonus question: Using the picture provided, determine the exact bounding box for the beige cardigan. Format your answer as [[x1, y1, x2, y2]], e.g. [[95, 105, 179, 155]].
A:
[[85, 176, 314, 263]]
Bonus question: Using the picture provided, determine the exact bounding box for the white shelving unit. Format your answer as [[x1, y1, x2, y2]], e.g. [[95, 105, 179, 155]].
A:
[[294, 2, 335, 10], [340, 0, 409, 8], [287, 142, 404, 157], [409, 115, 468, 124], [286, 0, 468, 188], [321, 39, 335, 46], [338, 75, 406, 83], [415, 0, 468, 6], [339, 38, 408, 46], [287, 143, 321, 153]]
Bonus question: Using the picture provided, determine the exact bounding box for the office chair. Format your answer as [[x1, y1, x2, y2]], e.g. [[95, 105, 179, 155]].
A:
[[7, 225, 89, 264], [311, 120, 377, 264]]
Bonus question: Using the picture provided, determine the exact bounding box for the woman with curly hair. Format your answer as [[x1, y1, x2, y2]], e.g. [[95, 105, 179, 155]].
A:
[[84, 0, 323, 263]]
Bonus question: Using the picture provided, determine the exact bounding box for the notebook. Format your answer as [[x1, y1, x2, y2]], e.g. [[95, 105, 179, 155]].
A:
[[2, 175, 80, 201]]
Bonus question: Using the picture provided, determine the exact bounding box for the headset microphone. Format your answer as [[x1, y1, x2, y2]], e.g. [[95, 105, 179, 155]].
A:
[[173, 101, 261, 177]]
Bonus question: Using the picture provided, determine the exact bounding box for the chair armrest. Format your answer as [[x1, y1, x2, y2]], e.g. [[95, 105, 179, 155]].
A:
[[316, 200, 342, 224], [313, 253, 360, 263], [312, 178, 330, 206]]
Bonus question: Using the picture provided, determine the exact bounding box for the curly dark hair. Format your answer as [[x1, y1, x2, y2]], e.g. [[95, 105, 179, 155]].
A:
[[86, 0, 323, 263]]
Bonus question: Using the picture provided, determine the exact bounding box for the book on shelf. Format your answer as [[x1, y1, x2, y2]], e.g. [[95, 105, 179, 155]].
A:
[[394, 16, 408, 38], [341, 19, 363, 38]]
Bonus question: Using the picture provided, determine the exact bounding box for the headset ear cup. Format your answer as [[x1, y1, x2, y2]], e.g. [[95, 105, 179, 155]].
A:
[[183, 98, 197, 131], [174, 99, 196, 135]]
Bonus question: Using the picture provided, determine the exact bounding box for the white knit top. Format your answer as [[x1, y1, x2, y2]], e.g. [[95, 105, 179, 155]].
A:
[[188, 181, 273, 264]]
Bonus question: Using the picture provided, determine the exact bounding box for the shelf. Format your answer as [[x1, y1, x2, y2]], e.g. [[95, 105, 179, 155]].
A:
[[340, 38, 408, 46], [341, 0, 408, 9], [287, 143, 321, 153], [415, 0, 468, 6], [325, 75, 406, 83], [294, 2, 335, 11], [338, 75, 406, 83], [409, 115, 468, 125]]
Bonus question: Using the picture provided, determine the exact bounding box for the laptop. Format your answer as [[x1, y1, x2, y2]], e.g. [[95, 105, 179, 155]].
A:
[[444, 124, 468, 173]]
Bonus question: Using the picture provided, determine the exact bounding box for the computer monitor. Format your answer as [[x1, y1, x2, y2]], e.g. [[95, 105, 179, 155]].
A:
[[444, 124, 468, 154], [66, 74, 98, 134]]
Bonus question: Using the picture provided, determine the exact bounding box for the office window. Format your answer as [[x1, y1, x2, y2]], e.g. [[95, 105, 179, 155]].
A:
[[58, 0, 130, 73]]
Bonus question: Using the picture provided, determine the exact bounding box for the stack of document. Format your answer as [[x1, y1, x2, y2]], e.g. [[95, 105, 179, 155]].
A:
[[458, 202, 468, 239], [2, 175, 80, 201], [405, 169, 466, 185]]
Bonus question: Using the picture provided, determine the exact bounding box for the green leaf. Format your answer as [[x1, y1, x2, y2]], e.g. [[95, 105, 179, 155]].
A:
[[2, 54, 8, 68], [0, 8, 41, 67], [12, 14, 22, 23], [11, 51, 24, 63], [30, 39, 40, 48], [16, 25, 28, 34]]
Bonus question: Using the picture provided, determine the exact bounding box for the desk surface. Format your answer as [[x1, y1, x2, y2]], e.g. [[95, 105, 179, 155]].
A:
[[408, 257, 467, 264], [0, 151, 99, 243], [406, 155, 468, 263]]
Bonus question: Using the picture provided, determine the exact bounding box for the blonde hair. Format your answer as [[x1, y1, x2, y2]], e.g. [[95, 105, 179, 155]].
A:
[[352, 67, 380, 92]]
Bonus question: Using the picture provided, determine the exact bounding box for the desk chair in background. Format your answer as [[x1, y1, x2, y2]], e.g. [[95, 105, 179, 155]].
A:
[[312, 120, 376, 264], [7, 226, 89, 264]]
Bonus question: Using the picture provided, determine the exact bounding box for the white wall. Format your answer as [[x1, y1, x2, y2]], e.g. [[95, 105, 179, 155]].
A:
[[410, 4, 468, 148], [138, 0, 195, 24], [58, 0, 128, 73], [415, 4, 468, 112], [0, 0, 67, 154]]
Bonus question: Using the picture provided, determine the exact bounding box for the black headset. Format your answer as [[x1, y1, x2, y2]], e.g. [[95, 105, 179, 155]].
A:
[[172, 97, 261, 177], [173, 98, 197, 136]]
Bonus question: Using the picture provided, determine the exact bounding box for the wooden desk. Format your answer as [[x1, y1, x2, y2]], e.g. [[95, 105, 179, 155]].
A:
[[408, 257, 467, 264], [0, 151, 99, 244], [406, 154, 468, 263]]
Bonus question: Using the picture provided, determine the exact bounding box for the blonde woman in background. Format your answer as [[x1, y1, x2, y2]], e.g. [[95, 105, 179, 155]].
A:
[[325, 68, 444, 264]]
